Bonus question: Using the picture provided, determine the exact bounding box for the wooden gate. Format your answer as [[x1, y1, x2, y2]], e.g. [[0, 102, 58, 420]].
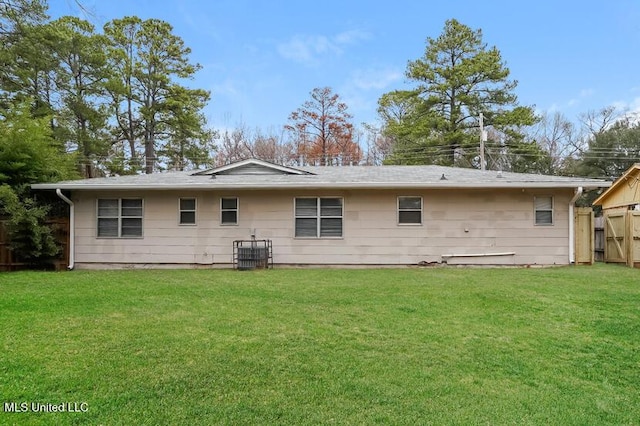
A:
[[604, 212, 627, 264], [574, 207, 594, 264]]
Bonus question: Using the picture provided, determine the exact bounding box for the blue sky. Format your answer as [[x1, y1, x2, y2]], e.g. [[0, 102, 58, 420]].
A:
[[50, 0, 640, 133]]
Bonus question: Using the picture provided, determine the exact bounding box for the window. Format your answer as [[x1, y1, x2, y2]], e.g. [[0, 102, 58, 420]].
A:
[[398, 196, 422, 225], [221, 197, 238, 225], [179, 198, 196, 225], [295, 197, 343, 238], [534, 196, 553, 225], [97, 198, 143, 237]]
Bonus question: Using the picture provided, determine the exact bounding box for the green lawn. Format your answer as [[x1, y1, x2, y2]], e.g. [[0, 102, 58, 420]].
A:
[[1, 265, 639, 425]]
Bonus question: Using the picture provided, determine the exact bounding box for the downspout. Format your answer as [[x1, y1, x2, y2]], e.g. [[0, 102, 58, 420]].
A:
[[55, 189, 74, 270], [568, 186, 583, 264]]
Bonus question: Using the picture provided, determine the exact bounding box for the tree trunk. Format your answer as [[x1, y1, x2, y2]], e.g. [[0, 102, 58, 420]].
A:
[[145, 131, 155, 174]]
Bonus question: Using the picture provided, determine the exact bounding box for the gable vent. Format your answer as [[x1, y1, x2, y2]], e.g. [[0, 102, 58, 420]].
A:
[[193, 158, 314, 176], [218, 164, 287, 175]]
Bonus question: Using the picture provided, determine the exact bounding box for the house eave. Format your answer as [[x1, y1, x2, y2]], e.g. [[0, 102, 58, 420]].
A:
[[32, 181, 610, 191]]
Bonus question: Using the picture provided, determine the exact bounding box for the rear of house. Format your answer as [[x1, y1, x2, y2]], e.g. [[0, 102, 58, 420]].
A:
[[33, 159, 609, 269]]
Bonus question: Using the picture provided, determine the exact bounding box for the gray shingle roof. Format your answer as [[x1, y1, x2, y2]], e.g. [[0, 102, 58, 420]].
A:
[[32, 161, 610, 191]]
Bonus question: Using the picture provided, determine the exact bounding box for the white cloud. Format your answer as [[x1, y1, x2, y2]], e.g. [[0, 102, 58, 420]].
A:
[[333, 29, 371, 45], [566, 88, 595, 108], [627, 97, 640, 111], [277, 35, 339, 64], [212, 78, 241, 97], [350, 67, 403, 91], [277, 29, 371, 66], [336, 66, 403, 126], [598, 98, 640, 127], [612, 97, 640, 115], [580, 88, 595, 98], [547, 88, 596, 111]]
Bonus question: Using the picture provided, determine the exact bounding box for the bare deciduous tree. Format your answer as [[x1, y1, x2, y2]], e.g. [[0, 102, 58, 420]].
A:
[[530, 111, 578, 174], [579, 106, 623, 138], [285, 87, 361, 165], [215, 125, 297, 166], [361, 123, 393, 165]]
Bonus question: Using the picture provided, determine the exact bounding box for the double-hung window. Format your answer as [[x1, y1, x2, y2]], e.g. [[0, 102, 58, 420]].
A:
[[398, 196, 422, 225], [179, 198, 196, 225], [295, 197, 343, 238], [534, 196, 553, 225], [221, 197, 238, 225], [97, 198, 143, 237]]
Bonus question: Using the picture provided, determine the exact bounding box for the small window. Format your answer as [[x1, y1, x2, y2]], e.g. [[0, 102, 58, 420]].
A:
[[295, 197, 343, 238], [97, 198, 143, 238], [179, 198, 196, 225], [398, 196, 422, 225], [221, 197, 238, 225], [534, 196, 553, 225]]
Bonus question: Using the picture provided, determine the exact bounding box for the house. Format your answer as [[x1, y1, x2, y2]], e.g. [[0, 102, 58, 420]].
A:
[[592, 163, 640, 267], [32, 159, 610, 269]]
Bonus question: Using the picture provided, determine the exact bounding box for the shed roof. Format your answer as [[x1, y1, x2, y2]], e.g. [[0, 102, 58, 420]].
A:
[[592, 163, 640, 209], [32, 158, 611, 191]]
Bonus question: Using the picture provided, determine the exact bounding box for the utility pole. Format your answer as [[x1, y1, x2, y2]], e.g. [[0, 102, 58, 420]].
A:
[[479, 113, 487, 171]]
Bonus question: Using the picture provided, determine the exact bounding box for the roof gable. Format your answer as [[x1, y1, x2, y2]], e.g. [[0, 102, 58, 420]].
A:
[[194, 158, 312, 176], [592, 163, 640, 208]]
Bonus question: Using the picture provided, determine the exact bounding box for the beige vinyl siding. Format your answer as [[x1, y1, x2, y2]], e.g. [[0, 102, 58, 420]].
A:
[[72, 188, 573, 267]]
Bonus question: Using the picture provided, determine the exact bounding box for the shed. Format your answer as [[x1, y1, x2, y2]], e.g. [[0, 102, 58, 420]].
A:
[[592, 163, 640, 267]]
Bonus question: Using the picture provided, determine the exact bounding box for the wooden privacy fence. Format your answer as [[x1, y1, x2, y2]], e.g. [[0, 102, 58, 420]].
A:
[[602, 210, 640, 268], [0, 218, 69, 271], [594, 216, 604, 262]]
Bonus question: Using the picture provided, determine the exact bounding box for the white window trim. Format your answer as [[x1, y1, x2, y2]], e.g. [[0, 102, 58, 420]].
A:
[[178, 197, 197, 226], [534, 195, 554, 226], [294, 197, 344, 239], [220, 197, 239, 226], [96, 198, 144, 238], [397, 196, 423, 226]]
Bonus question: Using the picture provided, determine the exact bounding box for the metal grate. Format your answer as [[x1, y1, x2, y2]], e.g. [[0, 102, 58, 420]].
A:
[[233, 240, 273, 270]]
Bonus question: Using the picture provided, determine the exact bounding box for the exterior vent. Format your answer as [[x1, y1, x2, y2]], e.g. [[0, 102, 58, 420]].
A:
[[220, 164, 284, 175], [233, 240, 273, 270]]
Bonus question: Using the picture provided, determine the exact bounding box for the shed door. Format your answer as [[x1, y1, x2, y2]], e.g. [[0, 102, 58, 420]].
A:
[[604, 213, 626, 263]]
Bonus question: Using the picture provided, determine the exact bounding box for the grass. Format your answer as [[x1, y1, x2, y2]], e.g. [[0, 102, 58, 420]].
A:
[[1, 264, 639, 425]]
